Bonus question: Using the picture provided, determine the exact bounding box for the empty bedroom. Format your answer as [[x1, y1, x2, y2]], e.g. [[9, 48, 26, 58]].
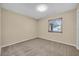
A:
[[0, 3, 79, 56]]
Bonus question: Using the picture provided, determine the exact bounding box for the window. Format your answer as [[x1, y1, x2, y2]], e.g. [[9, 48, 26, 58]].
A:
[[48, 18, 63, 33]]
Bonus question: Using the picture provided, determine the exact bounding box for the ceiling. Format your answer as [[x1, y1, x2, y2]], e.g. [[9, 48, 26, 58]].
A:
[[1, 3, 78, 19]]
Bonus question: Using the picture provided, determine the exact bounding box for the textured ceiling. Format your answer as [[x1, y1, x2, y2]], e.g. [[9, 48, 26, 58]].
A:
[[1, 3, 78, 19]]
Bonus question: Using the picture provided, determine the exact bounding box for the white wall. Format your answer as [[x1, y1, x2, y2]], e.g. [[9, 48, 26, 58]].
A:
[[2, 9, 37, 47], [76, 5, 79, 49], [38, 10, 76, 46], [0, 7, 1, 55], [1, 8, 77, 49]]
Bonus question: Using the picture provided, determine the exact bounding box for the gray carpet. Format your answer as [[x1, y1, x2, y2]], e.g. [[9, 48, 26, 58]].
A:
[[1, 38, 79, 56]]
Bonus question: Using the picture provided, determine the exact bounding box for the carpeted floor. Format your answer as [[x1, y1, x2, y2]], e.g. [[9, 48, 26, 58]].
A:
[[1, 38, 79, 56]]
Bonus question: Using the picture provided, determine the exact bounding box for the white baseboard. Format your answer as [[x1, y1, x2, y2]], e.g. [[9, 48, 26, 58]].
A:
[[75, 43, 79, 50], [1, 37, 76, 49], [38, 37, 76, 47], [76, 46, 79, 50], [1, 37, 37, 48]]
